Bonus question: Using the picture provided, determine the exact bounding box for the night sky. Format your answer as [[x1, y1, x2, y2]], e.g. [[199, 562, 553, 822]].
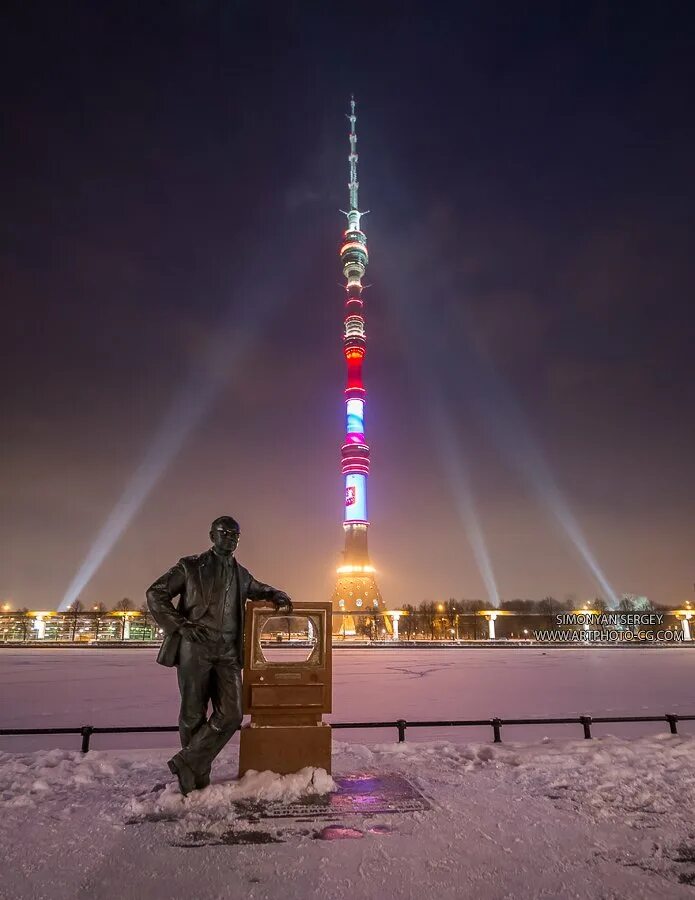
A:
[[2, 1, 694, 611]]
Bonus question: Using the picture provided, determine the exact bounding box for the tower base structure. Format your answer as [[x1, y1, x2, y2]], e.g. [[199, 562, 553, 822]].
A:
[[332, 570, 387, 636]]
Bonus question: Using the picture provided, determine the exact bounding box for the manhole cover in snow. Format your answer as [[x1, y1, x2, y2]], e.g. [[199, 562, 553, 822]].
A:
[[244, 773, 432, 820]]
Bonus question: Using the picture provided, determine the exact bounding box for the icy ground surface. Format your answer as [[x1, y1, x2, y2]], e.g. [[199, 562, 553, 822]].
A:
[[1, 647, 695, 750], [3, 736, 695, 899]]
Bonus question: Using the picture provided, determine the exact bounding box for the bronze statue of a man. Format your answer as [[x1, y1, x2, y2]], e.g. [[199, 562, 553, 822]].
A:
[[146, 515, 292, 795]]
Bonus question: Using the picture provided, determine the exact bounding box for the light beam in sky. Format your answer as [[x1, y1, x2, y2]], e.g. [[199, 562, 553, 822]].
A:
[[385, 281, 500, 606], [381, 236, 617, 605], [427, 394, 501, 606], [471, 381, 620, 606], [59, 271, 291, 611], [425, 296, 619, 607]]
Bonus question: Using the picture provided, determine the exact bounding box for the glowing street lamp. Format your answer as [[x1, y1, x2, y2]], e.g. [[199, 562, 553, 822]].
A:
[[487, 612, 497, 640]]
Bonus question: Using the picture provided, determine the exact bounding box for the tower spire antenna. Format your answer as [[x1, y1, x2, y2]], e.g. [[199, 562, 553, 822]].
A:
[[348, 95, 359, 211]]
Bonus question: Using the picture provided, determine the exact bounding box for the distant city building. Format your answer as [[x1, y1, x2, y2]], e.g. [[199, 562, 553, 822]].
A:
[[0, 610, 157, 643], [0, 605, 691, 643]]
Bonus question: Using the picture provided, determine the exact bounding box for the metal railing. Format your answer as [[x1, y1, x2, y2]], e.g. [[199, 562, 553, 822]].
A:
[[1, 713, 693, 752]]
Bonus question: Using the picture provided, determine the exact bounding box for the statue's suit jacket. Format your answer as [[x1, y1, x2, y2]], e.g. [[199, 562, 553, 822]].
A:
[[146, 550, 281, 667]]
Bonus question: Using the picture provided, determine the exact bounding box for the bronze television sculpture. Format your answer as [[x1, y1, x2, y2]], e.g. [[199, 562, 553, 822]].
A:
[[239, 601, 332, 775]]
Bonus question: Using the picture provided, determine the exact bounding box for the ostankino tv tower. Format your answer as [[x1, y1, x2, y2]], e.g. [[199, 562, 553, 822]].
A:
[[331, 98, 385, 630]]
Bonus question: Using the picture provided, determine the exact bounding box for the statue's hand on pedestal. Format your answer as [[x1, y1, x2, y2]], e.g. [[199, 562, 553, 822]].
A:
[[273, 593, 293, 614]]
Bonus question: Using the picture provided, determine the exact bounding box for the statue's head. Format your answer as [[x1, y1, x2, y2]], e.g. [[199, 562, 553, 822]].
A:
[[210, 515, 240, 556]]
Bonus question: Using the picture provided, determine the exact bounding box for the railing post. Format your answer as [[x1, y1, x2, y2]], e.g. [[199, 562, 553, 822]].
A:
[[579, 715, 592, 739], [491, 717, 502, 743], [80, 725, 93, 753], [666, 714, 679, 735], [396, 719, 407, 742]]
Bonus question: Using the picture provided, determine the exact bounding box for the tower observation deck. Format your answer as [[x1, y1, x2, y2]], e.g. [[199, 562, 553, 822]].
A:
[[331, 99, 384, 630]]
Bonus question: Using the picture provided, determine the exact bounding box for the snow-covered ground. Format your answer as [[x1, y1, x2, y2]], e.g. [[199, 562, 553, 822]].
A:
[[1, 647, 695, 750], [3, 648, 695, 898], [3, 735, 695, 898]]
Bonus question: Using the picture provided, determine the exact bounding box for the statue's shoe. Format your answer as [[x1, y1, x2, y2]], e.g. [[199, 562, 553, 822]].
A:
[[167, 753, 197, 796], [195, 770, 211, 790]]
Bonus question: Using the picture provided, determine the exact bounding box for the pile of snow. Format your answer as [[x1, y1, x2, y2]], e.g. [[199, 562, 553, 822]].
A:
[[4, 734, 691, 836], [508, 732, 695, 830], [339, 732, 695, 831], [127, 765, 337, 823], [0, 747, 335, 824], [0, 747, 127, 808]]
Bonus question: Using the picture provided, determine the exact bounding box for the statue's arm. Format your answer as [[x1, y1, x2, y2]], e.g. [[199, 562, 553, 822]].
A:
[[246, 575, 292, 610], [146, 562, 189, 634]]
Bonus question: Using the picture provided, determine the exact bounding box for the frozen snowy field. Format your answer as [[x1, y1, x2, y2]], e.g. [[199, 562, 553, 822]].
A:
[[2, 647, 695, 750]]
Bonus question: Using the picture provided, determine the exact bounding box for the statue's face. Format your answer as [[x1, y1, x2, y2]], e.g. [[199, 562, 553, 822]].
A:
[[210, 522, 240, 556]]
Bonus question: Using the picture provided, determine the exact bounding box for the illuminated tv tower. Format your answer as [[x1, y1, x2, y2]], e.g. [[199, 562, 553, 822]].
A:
[[332, 98, 384, 626]]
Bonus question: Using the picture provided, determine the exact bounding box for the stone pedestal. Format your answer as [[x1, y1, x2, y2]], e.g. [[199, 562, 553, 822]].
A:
[[239, 722, 332, 776]]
